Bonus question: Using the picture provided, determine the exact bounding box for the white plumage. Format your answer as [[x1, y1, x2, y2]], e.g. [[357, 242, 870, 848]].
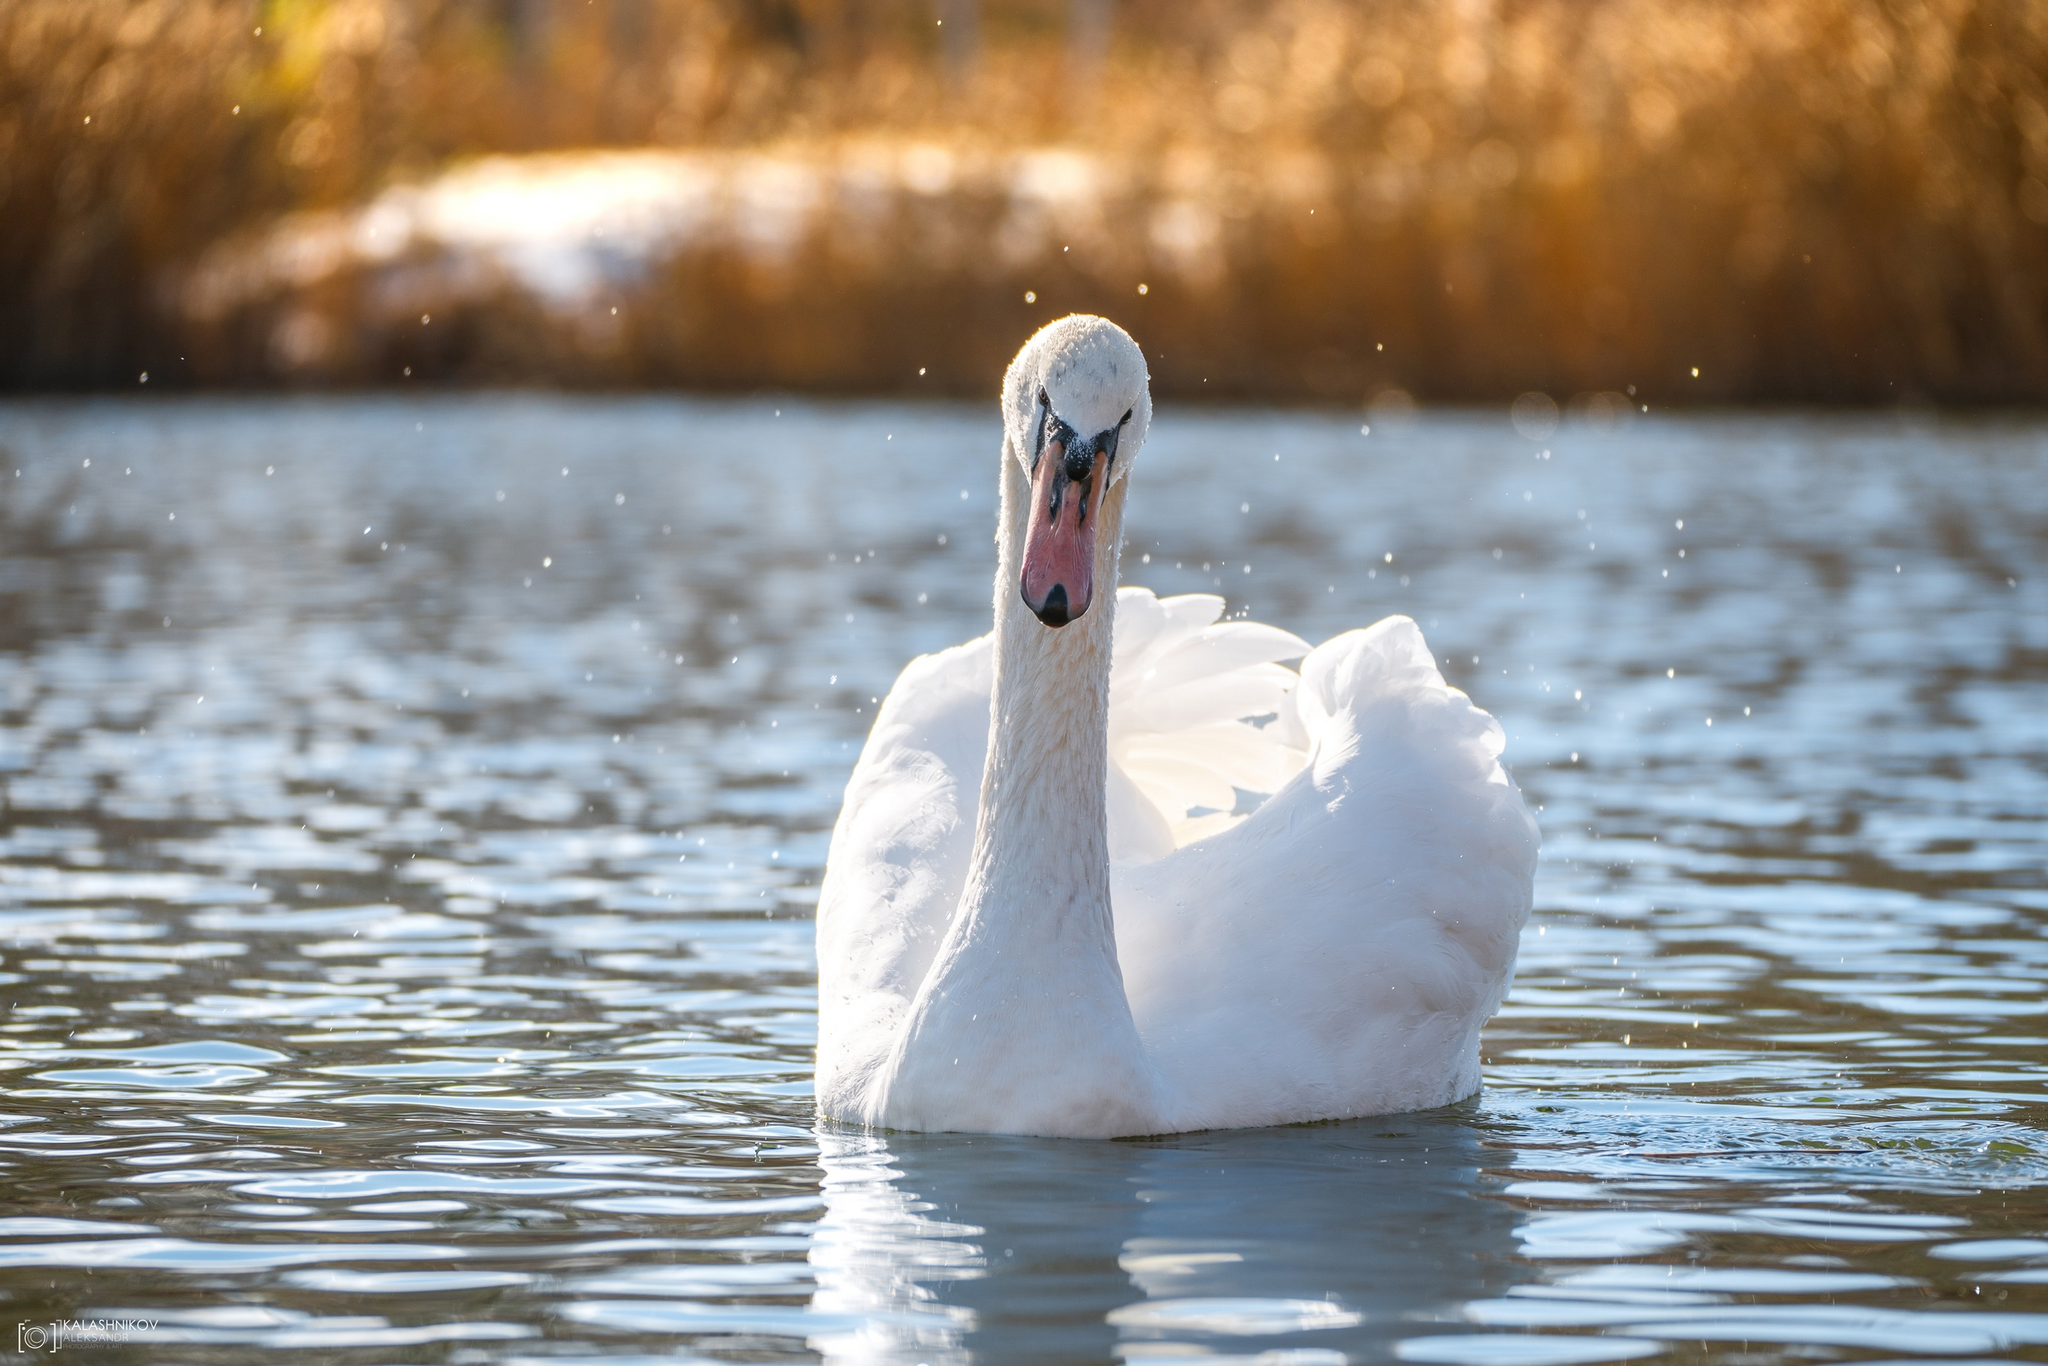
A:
[[815, 316, 1538, 1138]]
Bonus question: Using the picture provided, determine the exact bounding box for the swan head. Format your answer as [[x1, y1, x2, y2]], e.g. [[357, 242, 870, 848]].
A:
[[1001, 315, 1152, 629]]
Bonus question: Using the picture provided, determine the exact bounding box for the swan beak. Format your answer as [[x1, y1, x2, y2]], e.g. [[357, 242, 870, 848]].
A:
[[1020, 442, 1106, 628]]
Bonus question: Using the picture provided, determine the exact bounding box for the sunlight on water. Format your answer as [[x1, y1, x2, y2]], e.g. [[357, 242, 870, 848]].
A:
[[0, 396, 2042, 1363]]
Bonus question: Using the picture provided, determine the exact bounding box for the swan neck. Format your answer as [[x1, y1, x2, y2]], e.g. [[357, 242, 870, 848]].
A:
[[969, 440, 1126, 924]]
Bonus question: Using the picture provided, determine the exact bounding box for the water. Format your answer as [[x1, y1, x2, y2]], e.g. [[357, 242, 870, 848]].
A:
[[0, 395, 2043, 1365]]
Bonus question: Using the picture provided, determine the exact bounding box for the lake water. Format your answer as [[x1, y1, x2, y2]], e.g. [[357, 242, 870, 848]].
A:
[[0, 396, 2043, 1365]]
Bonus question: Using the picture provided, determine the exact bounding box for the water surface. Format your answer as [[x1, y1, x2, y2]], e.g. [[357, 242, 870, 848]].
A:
[[0, 396, 2043, 1364]]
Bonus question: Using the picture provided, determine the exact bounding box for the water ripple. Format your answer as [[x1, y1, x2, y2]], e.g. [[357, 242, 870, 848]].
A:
[[0, 398, 2041, 1362]]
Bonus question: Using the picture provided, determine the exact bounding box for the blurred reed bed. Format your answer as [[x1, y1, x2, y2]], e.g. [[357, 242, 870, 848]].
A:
[[6, 0, 2047, 401]]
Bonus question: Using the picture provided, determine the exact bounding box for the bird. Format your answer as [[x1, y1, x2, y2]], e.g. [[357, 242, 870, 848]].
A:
[[814, 314, 1539, 1138]]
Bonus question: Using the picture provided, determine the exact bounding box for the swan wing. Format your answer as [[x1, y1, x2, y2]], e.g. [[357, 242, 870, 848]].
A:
[[1112, 614, 1540, 1131], [1106, 587, 1311, 858], [814, 635, 992, 1118]]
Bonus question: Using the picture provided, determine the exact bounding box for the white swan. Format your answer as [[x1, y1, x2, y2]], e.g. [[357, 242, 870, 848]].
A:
[[815, 315, 1539, 1138]]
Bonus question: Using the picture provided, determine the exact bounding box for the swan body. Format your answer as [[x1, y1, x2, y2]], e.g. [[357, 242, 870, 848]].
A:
[[815, 316, 1539, 1138]]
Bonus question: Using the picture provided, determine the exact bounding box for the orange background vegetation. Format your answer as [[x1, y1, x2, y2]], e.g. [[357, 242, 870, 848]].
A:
[[4, 0, 2046, 402]]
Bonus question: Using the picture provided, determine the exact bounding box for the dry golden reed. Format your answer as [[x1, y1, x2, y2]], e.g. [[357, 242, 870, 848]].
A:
[[5, 0, 2046, 402]]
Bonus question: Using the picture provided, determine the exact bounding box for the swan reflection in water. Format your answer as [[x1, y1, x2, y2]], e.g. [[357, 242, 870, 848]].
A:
[[808, 1110, 1518, 1364]]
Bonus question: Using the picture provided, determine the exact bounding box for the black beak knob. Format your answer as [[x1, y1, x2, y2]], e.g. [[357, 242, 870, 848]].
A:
[[1062, 445, 1093, 483]]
